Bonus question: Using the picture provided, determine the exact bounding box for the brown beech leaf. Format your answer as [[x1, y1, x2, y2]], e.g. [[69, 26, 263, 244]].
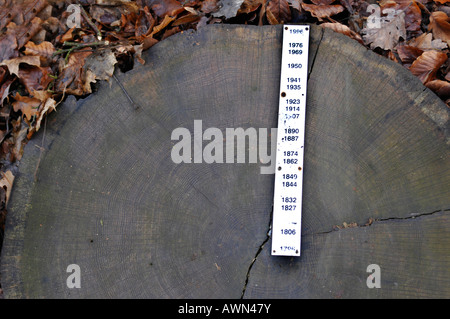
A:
[[433, 0, 450, 4], [321, 22, 364, 44], [425, 80, 450, 99], [34, 97, 56, 133], [93, 0, 140, 13], [0, 0, 15, 30], [12, 93, 41, 121], [141, 36, 159, 50], [24, 40, 55, 56], [0, 66, 7, 85], [142, 6, 156, 36], [0, 170, 15, 207], [161, 26, 182, 40], [24, 41, 55, 64], [380, 0, 421, 33], [0, 32, 19, 62], [115, 43, 145, 64], [30, 89, 51, 103], [408, 33, 447, 50], [7, 17, 43, 48], [0, 77, 15, 106], [301, 3, 344, 20], [119, 11, 138, 34], [311, 0, 335, 5], [90, 5, 123, 25], [55, 50, 93, 96], [8, 117, 28, 161], [0, 55, 41, 78], [59, 26, 76, 44], [409, 50, 448, 84], [12, 0, 48, 26], [152, 0, 185, 18], [396, 45, 424, 64], [429, 11, 450, 46], [402, 1, 421, 33], [150, 15, 176, 37], [172, 13, 201, 26], [201, 0, 220, 14], [18, 65, 53, 94], [135, 8, 151, 38], [266, 0, 291, 24]]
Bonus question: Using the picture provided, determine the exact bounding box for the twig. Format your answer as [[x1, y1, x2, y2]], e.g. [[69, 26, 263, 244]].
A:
[[75, 0, 102, 40], [33, 115, 47, 182], [113, 74, 140, 110], [52, 41, 108, 61], [62, 41, 107, 47]]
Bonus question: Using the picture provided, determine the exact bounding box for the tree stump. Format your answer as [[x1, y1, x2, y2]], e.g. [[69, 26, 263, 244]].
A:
[[1, 24, 449, 298]]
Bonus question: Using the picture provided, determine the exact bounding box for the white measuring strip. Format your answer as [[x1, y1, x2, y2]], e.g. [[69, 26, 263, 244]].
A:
[[271, 25, 310, 257]]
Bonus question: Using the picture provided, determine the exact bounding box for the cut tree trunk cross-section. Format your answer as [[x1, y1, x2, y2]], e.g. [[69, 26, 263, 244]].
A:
[[1, 24, 449, 298]]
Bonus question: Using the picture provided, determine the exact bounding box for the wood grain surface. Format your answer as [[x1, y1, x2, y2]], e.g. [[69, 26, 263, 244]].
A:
[[1, 24, 449, 298]]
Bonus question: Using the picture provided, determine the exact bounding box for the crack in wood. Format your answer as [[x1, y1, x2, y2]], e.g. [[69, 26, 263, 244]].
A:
[[240, 207, 273, 299], [312, 207, 450, 236], [307, 27, 324, 81]]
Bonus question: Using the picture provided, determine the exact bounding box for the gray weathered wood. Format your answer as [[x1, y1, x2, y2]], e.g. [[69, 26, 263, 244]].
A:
[[1, 24, 449, 298]]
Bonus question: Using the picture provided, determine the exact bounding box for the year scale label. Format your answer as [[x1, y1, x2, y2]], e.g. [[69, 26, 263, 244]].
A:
[[271, 25, 310, 257]]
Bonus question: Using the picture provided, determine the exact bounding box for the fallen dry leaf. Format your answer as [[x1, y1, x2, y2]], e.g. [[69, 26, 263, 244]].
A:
[[397, 45, 424, 64], [6, 17, 43, 49], [59, 26, 76, 44], [172, 13, 201, 26], [201, 0, 220, 14], [361, 9, 406, 50], [287, 0, 302, 11], [135, 9, 151, 38], [11, 0, 48, 26], [380, 0, 421, 33], [408, 33, 448, 50], [266, 0, 291, 25], [18, 64, 53, 94], [90, 6, 120, 26], [9, 118, 28, 161], [0, 31, 19, 62], [12, 93, 41, 121], [212, 0, 246, 19], [321, 22, 364, 44], [311, 0, 335, 4], [301, 3, 344, 19], [152, 0, 185, 18], [0, 0, 15, 30], [35, 97, 56, 132], [24, 41, 56, 65], [83, 49, 118, 82], [55, 50, 93, 96], [0, 170, 15, 207], [0, 77, 14, 106], [409, 50, 448, 84], [150, 15, 176, 37], [141, 36, 159, 50], [30, 89, 51, 103], [425, 79, 450, 99], [429, 11, 450, 46], [0, 55, 41, 78], [94, 0, 139, 9]]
